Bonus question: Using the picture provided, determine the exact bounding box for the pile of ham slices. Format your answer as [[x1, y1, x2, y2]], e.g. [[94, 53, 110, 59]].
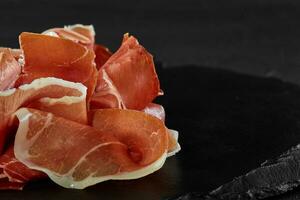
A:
[[0, 24, 180, 190]]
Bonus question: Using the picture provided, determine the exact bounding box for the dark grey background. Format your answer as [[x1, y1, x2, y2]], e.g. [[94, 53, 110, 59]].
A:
[[2, 0, 300, 84]]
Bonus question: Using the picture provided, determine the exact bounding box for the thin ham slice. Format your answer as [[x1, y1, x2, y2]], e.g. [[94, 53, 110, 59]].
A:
[[43, 24, 112, 69], [43, 24, 95, 49], [0, 48, 21, 91], [0, 77, 87, 189], [141, 103, 180, 156], [90, 34, 161, 110], [16, 32, 97, 101], [0, 77, 87, 153], [14, 108, 168, 189]]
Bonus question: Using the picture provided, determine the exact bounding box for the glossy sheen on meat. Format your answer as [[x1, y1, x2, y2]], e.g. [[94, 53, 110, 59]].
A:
[[16, 32, 97, 101], [14, 108, 169, 189], [91, 34, 161, 110], [142, 103, 166, 121], [0, 77, 87, 153], [0, 145, 45, 190], [0, 48, 21, 91]]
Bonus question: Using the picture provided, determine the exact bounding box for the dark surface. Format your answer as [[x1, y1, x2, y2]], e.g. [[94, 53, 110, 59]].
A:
[[2, 65, 300, 199], [204, 145, 300, 199]]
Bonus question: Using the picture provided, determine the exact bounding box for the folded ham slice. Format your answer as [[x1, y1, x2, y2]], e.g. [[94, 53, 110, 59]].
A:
[[90, 34, 161, 110], [14, 108, 169, 189], [43, 24, 95, 49], [16, 32, 97, 101], [0, 48, 21, 91], [0, 77, 87, 189], [0, 77, 87, 153], [43, 25, 112, 69]]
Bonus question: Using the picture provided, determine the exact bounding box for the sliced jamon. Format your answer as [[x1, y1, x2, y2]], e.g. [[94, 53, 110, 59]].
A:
[[90, 34, 161, 110], [0, 145, 45, 190], [16, 32, 97, 101], [91, 108, 179, 157], [0, 48, 21, 91], [91, 109, 168, 164], [43, 24, 95, 49], [42, 24, 112, 69], [0, 77, 88, 190], [0, 77, 87, 153], [141, 103, 180, 156], [14, 108, 169, 189]]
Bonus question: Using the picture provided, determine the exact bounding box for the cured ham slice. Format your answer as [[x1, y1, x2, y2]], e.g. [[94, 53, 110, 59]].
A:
[[90, 34, 161, 110], [14, 108, 169, 189], [141, 103, 180, 156], [0, 146, 45, 190], [0, 48, 21, 91], [91, 109, 169, 164], [0, 77, 87, 153], [43, 24, 95, 49], [16, 32, 97, 101], [0, 77, 87, 189], [42, 24, 112, 69]]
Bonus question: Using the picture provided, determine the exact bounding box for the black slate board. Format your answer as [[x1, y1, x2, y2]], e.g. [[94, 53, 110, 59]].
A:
[[4, 65, 300, 200]]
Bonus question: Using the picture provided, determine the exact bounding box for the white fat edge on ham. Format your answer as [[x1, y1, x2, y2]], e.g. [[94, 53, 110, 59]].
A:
[[14, 108, 168, 189], [167, 129, 181, 157], [0, 88, 16, 96], [43, 31, 59, 37], [64, 24, 96, 37], [18, 77, 87, 105]]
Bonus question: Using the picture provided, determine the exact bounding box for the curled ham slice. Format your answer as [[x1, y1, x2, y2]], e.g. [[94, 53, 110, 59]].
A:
[[43, 25, 112, 69], [0, 77, 87, 189], [141, 103, 180, 156], [91, 34, 161, 110], [0, 77, 87, 153], [0, 48, 21, 91], [43, 24, 95, 49], [16, 32, 97, 101], [14, 108, 169, 189]]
